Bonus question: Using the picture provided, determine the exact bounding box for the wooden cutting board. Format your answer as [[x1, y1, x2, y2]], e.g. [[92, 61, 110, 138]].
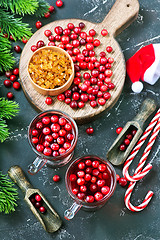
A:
[[19, 0, 139, 123]]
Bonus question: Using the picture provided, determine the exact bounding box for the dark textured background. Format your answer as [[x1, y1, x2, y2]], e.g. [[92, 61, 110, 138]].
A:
[[0, 0, 160, 239]]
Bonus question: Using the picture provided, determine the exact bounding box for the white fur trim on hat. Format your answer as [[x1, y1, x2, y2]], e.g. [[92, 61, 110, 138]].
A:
[[132, 81, 143, 93]]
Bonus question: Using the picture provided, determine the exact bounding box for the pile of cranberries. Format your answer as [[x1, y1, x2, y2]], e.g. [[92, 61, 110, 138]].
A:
[[31, 22, 115, 109], [31, 113, 75, 157], [68, 158, 113, 203], [4, 68, 21, 99], [116, 127, 137, 151], [30, 194, 46, 213]]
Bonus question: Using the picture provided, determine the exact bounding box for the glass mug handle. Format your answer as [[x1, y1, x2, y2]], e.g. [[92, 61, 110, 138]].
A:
[[28, 157, 47, 175], [64, 202, 82, 220]]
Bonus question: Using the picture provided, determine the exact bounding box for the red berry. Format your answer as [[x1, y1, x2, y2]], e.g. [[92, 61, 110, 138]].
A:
[[86, 167, 92, 174], [93, 39, 100, 47], [77, 192, 85, 200], [51, 115, 59, 123], [63, 29, 71, 35], [54, 26, 63, 35], [119, 144, 126, 151], [106, 46, 113, 53], [35, 194, 42, 202], [86, 43, 94, 51], [98, 98, 106, 106], [51, 123, 60, 132], [94, 192, 103, 201], [39, 206, 46, 213], [105, 69, 113, 78], [42, 127, 51, 135], [49, 6, 55, 13], [44, 29, 52, 37], [45, 135, 53, 142], [56, 0, 63, 7], [97, 179, 105, 187], [80, 185, 87, 193], [7, 92, 14, 99], [44, 12, 50, 18], [92, 160, 99, 168], [36, 21, 42, 29], [70, 174, 77, 182], [90, 184, 98, 192], [14, 45, 21, 53], [10, 75, 17, 82], [4, 79, 12, 88], [72, 92, 80, 101], [72, 188, 79, 195], [86, 195, 94, 203], [35, 201, 42, 208], [67, 23, 74, 30], [36, 144, 44, 152], [64, 123, 72, 131], [67, 133, 74, 141], [22, 38, 28, 44], [5, 71, 12, 78], [101, 186, 110, 195], [89, 29, 96, 36], [124, 138, 130, 145], [52, 132, 59, 139], [32, 137, 39, 144], [43, 147, 52, 156], [74, 27, 81, 35], [61, 35, 70, 44], [90, 100, 97, 108], [108, 82, 115, 89], [103, 92, 111, 100], [77, 178, 85, 186], [91, 176, 97, 183], [92, 169, 99, 176], [59, 147, 66, 155], [13, 81, 20, 90], [42, 116, 50, 125], [55, 35, 61, 41], [98, 164, 106, 172], [53, 175, 60, 182], [101, 29, 108, 36], [119, 177, 128, 187], [13, 68, 19, 75], [103, 172, 109, 180], [77, 170, 85, 178], [84, 174, 91, 181], [51, 143, 59, 151], [48, 35, 55, 42], [78, 162, 85, 170], [59, 129, 66, 137], [108, 57, 114, 64], [126, 134, 132, 140], [132, 129, 137, 135], [116, 174, 120, 182], [63, 142, 71, 150], [36, 40, 45, 48], [32, 129, 38, 136], [78, 101, 85, 108], [36, 122, 43, 129], [9, 35, 14, 41], [57, 93, 65, 101], [53, 151, 59, 157], [57, 137, 65, 145], [45, 97, 53, 105], [116, 127, 123, 135], [79, 22, 85, 29], [31, 45, 38, 52]]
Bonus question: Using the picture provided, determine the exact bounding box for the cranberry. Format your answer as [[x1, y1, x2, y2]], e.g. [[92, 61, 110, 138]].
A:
[[61, 35, 70, 44], [36, 122, 43, 129], [70, 174, 77, 182], [77, 178, 85, 186], [98, 98, 106, 106], [36, 21, 42, 29], [86, 127, 94, 135], [93, 39, 100, 47], [77, 192, 85, 200], [66, 43, 73, 50], [67, 133, 74, 141], [44, 12, 51, 18], [119, 144, 126, 151], [9, 35, 14, 41], [103, 172, 109, 180], [72, 188, 79, 195], [100, 57, 108, 65], [91, 69, 99, 77], [86, 195, 94, 203], [79, 83, 88, 92], [79, 22, 85, 29], [14, 45, 21, 53], [43, 127, 51, 135], [45, 135, 53, 142], [31, 45, 38, 52], [43, 141, 50, 147], [35, 201, 42, 208], [70, 33, 78, 40], [39, 206, 46, 213], [13, 81, 21, 90], [3, 33, 8, 38], [101, 186, 110, 195], [119, 177, 128, 187], [90, 184, 98, 192], [92, 169, 99, 176], [98, 164, 106, 172], [92, 160, 99, 168], [72, 92, 79, 101], [70, 100, 78, 109], [32, 129, 38, 136], [32, 137, 39, 144], [99, 65, 105, 72], [54, 35, 61, 41], [86, 43, 94, 51], [86, 167, 92, 174], [91, 176, 97, 183], [63, 29, 71, 35], [76, 53, 84, 62], [56, 0, 63, 7], [51, 123, 60, 133], [80, 93, 88, 102], [57, 93, 65, 101], [52, 132, 59, 139], [13, 68, 19, 75], [87, 86, 93, 94], [90, 100, 97, 108], [43, 147, 52, 156], [22, 37, 28, 44], [53, 151, 59, 157], [80, 185, 87, 193], [44, 29, 52, 37], [54, 26, 63, 35], [116, 127, 123, 135], [7, 92, 14, 99], [108, 57, 114, 64], [5, 71, 12, 78], [80, 39, 86, 45], [74, 27, 81, 34], [51, 115, 59, 123], [108, 82, 115, 89], [77, 171, 85, 178], [4, 79, 12, 88], [45, 97, 53, 105], [48, 41, 55, 46], [86, 36, 94, 43], [49, 5, 55, 13], [106, 46, 113, 53], [97, 90, 103, 97], [53, 175, 60, 182], [101, 29, 108, 36], [78, 162, 85, 170], [59, 129, 66, 137], [36, 40, 45, 48], [35, 194, 41, 202], [79, 61, 87, 70], [126, 134, 132, 140], [116, 174, 120, 182], [42, 117, 50, 125], [94, 192, 103, 201], [132, 129, 137, 135], [64, 98, 71, 104], [84, 174, 91, 181], [73, 48, 80, 55], [10, 75, 17, 82], [100, 84, 108, 92], [105, 63, 112, 69], [59, 118, 66, 126], [89, 29, 96, 36], [67, 23, 74, 30], [51, 143, 59, 151], [124, 139, 130, 145], [57, 137, 64, 145], [97, 179, 105, 187]]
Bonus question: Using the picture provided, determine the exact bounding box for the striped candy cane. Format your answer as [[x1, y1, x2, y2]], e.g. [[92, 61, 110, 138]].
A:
[[123, 108, 160, 182]]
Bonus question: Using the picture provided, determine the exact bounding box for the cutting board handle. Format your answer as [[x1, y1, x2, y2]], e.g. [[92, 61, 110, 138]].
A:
[[101, 0, 139, 37], [8, 165, 33, 194], [133, 98, 157, 129]]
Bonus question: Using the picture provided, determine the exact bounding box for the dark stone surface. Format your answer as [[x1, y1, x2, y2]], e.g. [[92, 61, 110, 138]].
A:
[[0, 0, 160, 239]]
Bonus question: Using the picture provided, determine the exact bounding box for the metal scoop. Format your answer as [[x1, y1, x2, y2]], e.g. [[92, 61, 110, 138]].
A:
[[107, 98, 156, 165], [8, 165, 62, 233]]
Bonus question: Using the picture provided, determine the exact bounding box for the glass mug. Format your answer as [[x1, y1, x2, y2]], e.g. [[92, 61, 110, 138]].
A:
[[28, 110, 78, 175], [64, 155, 117, 220]]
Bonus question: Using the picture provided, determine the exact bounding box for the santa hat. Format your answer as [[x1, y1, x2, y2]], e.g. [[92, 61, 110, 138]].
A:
[[126, 44, 160, 93]]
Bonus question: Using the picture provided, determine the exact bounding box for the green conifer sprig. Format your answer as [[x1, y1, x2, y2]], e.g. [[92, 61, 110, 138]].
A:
[[0, 33, 15, 72], [0, 172, 18, 214], [0, 9, 32, 41], [0, 119, 9, 142], [0, 98, 19, 119], [35, 0, 49, 17], [0, 0, 39, 16]]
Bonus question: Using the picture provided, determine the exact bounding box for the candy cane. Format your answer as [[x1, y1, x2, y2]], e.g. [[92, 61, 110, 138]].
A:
[[123, 108, 160, 182]]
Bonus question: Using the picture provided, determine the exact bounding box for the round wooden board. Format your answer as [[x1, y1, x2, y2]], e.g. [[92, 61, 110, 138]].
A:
[[19, 0, 139, 123]]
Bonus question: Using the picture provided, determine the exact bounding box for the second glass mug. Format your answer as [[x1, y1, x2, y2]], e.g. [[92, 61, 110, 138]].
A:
[[27, 110, 78, 175]]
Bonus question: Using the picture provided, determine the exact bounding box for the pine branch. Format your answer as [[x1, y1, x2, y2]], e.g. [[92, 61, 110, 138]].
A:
[[35, 0, 49, 17], [0, 0, 39, 16], [0, 172, 18, 214], [0, 119, 9, 143], [0, 98, 19, 119], [0, 9, 32, 41], [0, 33, 15, 72]]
